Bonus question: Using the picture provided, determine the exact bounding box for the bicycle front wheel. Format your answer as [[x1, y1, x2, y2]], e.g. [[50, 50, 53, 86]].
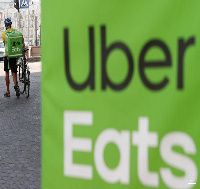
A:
[[25, 71, 30, 98]]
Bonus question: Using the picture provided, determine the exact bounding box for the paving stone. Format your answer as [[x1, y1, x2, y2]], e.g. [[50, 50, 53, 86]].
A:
[[0, 63, 41, 189]]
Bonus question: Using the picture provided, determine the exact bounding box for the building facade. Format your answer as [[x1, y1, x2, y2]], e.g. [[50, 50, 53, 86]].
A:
[[0, 1, 41, 46]]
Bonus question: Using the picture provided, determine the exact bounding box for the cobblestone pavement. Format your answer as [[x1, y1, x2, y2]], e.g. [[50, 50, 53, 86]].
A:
[[0, 62, 41, 189]]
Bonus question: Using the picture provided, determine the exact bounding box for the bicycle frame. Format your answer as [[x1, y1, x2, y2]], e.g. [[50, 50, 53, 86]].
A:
[[18, 48, 30, 98]]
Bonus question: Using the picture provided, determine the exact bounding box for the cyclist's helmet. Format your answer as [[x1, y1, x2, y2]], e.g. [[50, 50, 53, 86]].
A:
[[4, 18, 12, 28]]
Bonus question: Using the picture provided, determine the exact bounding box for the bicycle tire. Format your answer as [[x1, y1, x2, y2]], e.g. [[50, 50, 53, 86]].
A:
[[17, 59, 24, 94], [18, 63, 20, 79], [18, 58, 23, 80], [25, 71, 30, 98]]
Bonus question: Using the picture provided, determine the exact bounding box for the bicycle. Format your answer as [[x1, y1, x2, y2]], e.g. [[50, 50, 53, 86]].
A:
[[18, 48, 30, 98]]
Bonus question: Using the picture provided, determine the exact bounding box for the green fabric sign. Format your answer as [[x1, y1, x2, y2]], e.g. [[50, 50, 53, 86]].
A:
[[42, 1, 200, 188], [5, 30, 23, 58]]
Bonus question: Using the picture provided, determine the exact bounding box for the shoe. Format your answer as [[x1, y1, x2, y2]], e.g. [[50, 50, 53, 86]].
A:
[[14, 85, 20, 97], [4, 92, 10, 97]]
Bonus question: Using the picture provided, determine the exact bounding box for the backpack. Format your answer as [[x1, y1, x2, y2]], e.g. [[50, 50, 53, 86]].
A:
[[5, 29, 23, 58]]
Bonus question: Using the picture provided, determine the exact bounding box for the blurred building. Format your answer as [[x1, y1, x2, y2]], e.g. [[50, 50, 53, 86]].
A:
[[0, 0, 41, 46]]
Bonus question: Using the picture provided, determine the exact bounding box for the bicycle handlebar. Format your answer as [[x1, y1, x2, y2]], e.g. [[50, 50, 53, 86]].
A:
[[23, 48, 29, 53]]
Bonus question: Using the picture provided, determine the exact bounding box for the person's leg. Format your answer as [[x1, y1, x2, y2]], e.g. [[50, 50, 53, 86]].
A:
[[10, 58, 18, 84], [10, 58, 20, 97], [5, 71, 10, 92], [4, 57, 10, 96], [12, 72, 17, 86]]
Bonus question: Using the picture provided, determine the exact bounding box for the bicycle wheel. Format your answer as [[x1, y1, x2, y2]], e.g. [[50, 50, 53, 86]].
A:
[[19, 65, 24, 93], [25, 71, 30, 98], [23, 66, 26, 94], [18, 58, 23, 81], [18, 63, 21, 79]]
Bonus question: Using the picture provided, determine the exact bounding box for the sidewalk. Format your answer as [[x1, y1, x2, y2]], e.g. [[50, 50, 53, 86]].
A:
[[0, 61, 41, 76], [0, 62, 41, 189]]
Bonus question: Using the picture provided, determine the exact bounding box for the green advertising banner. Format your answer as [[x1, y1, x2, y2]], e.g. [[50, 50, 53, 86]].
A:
[[42, 1, 200, 188]]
